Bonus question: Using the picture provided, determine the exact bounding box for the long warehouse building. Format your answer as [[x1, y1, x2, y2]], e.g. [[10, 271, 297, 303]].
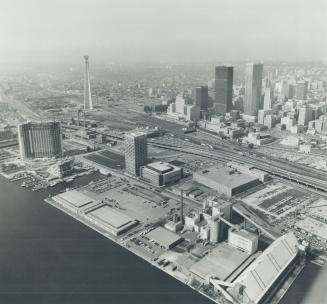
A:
[[227, 232, 299, 304]]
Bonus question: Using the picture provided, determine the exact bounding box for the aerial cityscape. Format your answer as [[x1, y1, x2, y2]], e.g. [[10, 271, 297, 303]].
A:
[[1, 1, 327, 304]]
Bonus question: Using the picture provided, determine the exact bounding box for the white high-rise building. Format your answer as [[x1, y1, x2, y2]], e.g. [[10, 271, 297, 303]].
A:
[[263, 88, 272, 110], [84, 55, 93, 110], [124, 131, 148, 176]]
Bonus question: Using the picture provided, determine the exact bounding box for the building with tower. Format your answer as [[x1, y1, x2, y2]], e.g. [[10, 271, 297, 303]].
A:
[[18, 121, 62, 160], [124, 131, 148, 176], [244, 63, 263, 117], [214, 66, 234, 115], [84, 55, 93, 110]]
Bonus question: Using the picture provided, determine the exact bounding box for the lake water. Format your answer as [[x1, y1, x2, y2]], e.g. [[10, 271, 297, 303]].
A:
[[0, 174, 212, 304]]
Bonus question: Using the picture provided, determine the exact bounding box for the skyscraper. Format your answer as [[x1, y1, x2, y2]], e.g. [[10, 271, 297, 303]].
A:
[[298, 105, 312, 126], [282, 82, 295, 99], [214, 66, 233, 115], [84, 55, 93, 110], [194, 86, 209, 113], [263, 88, 273, 110], [18, 121, 62, 160], [124, 131, 148, 176], [296, 81, 308, 100], [244, 63, 263, 117]]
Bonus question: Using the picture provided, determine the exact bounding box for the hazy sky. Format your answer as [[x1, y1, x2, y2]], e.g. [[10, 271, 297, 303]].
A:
[[1, 0, 327, 64]]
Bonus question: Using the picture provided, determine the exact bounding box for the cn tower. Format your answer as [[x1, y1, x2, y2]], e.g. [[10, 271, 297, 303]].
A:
[[83, 55, 93, 110]]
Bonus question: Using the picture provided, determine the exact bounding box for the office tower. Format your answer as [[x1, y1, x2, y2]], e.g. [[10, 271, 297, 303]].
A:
[[124, 131, 147, 176], [263, 88, 273, 110], [84, 55, 93, 110], [264, 115, 276, 129], [296, 81, 308, 100], [282, 82, 295, 99], [298, 105, 312, 126], [214, 66, 233, 115], [18, 121, 62, 160], [265, 71, 273, 88], [195, 86, 209, 112], [244, 63, 263, 116]]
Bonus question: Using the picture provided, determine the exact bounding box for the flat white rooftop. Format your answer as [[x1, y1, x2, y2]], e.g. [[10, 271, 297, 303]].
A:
[[190, 242, 250, 281], [125, 131, 146, 138], [195, 166, 258, 188], [88, 205, 136, 229], [56, 190, 93, 207], [146, 226, 182, 248], [146, 162, 172, 172]]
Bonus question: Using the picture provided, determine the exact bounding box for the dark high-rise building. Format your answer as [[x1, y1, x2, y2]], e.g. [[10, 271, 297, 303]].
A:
[[282, 82, 295, 99], [214, 66, 233, 115], [124, 131, 148, 176], [244, 63, 263, 117], [18, 121, 62, 160], [296, 81, 308, 100], [195, 85, 209, 114]]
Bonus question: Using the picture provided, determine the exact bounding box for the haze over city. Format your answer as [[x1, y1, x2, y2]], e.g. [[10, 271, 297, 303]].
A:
[[1, 0, 327, 65], [1, 1, 327, 304]]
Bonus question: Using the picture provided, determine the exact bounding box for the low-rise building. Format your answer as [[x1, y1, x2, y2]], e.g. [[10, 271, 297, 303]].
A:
[[245, 132, 274, 146], [228, 228, 259, 254], [48, 158, 74, 178], [167, 95, 200, 122], [141, 161, 183, 186], [299, 143, 311, 154], [193, 165, 260, 197]]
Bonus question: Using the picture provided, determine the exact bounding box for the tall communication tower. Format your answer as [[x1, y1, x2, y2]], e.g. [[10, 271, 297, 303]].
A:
[[84, 55, 93, 110]]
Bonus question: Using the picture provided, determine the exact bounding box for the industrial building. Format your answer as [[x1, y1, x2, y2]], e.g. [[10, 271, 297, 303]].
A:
[[51, 190, 139, 236], [124, 131, 148, 176], [87, 205, 139, 236], [190, 242, 251, 281], [146, 227, 183, 249], [193, 165, 261, 197], [228, 228, 259, 254], [227, 232, 299, 304], [18, 121, 62, 160], [227, 162, 269, 182], [140, 161, 183, 186]]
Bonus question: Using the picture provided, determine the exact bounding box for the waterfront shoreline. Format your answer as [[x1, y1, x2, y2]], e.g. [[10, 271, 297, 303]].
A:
[[45, 196, 220, 304]]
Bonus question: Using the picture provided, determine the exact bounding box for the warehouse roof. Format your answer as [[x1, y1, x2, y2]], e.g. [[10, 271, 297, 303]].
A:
[[88, 205, 136, 230], [229, 232, 298, 304], [194, 166, 258, 188], [56, 190, 93, 208], [146, 227, 182, 248], [190, 243, 250, 281]]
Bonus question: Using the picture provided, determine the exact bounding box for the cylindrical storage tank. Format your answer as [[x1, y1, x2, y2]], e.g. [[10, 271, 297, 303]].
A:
[[210, 218, 220, 243]]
